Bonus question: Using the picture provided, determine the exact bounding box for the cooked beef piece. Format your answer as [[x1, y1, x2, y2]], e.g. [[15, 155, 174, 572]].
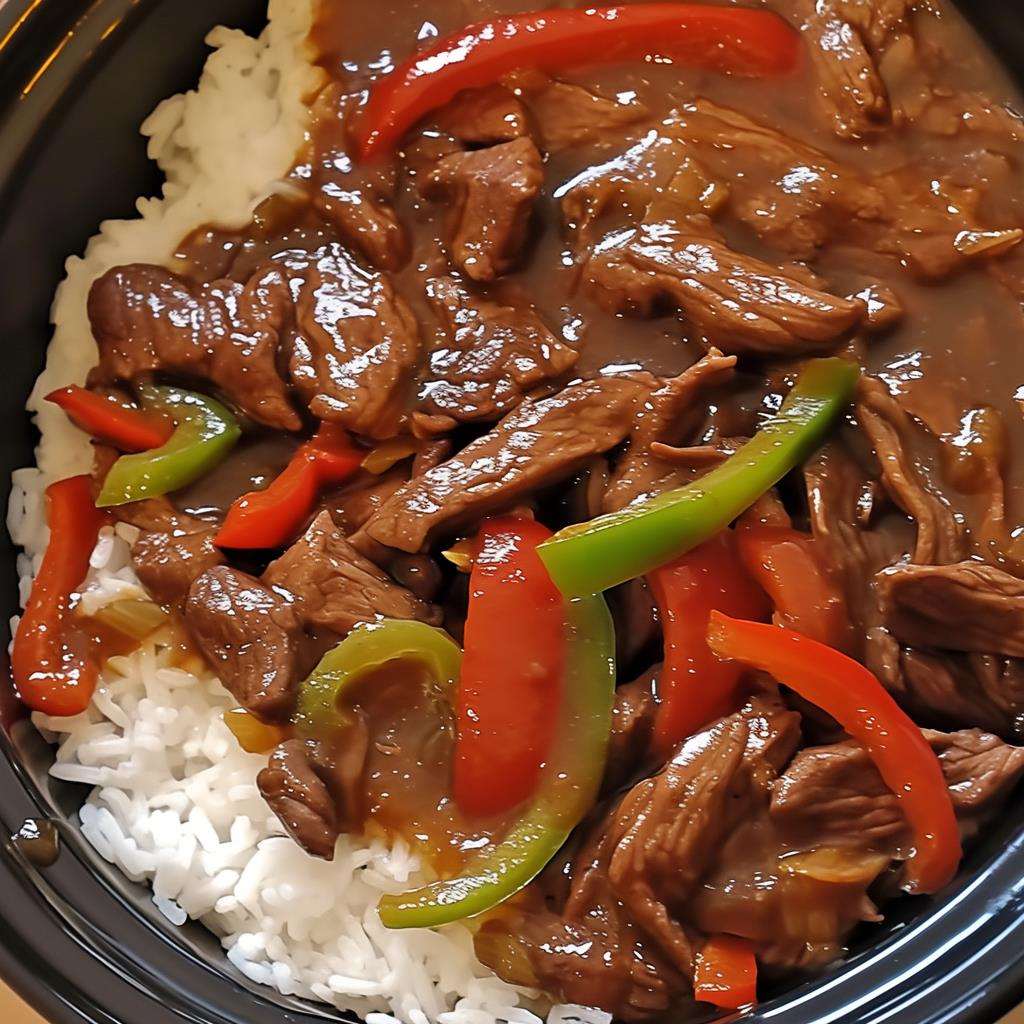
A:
[[328, 469, 409, 534], [855, 376, 966, 565], [358, 376, 649, 552], [435, 85, 528, 145], [668, 99, 887, 259], [878, 561, 1024, 657], [310, 83, 408, 272], [419, 276, 578, 428], [610, 577, 661, 672], [587, 228, 865, 355], [282, 243, 421, 439], [771, 727, 1024, 850], [263, 511, 441, 634], [185, 566, 301, 722], [257, 740, 340, 860], [133, 525, 224, 608], [424, 137, 543, 281], [603, 349, 736, 512], [605, 667, 659, 793], [88, 264, 300, 431], [899, 650, 1024, 741], [388, 554, 444, 603], [796, 0, 911, 139], [515, 74, 649, 152]]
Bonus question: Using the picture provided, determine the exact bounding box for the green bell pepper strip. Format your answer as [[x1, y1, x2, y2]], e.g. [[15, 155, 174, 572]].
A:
[[97, 385, 241, 507], [378, 592, 615, 929], [537, 357, 861, 598], [294, 619, 463, 737]]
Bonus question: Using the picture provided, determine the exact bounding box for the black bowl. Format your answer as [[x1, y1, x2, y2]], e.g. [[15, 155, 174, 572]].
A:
[[2, 2, 1024, 1023]]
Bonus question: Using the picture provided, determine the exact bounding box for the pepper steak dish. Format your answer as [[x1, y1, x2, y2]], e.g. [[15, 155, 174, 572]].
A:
[[12, 0, 1024, 1019]]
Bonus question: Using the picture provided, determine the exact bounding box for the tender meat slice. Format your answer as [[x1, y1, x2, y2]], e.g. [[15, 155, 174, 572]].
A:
[[519, 77, 649, 152], [133, 526, 224, 608], [878, 561, 1024, 657], [186, 566, 300, 722], [310, 84, 408, 272], [419, 276, 578, 428], [587, 228, 864, 355], [328, 470, 408, 533], [257, 740, 339, 860], [88, 264, 300, 431], [610, 578, 660, 672], [283, 243, 421, 439], [796, 0, 911, 139], [359, 376, 648, 552], [603, 349, 736, 513], [900, 650, 1024, 741], [424, 137, 543, 281], [263, 511, 440, 635], [856, 376, 966, 564], [669, 100, 886, 259], [605, 668, 659, 793], [435, 85, 527, 145]]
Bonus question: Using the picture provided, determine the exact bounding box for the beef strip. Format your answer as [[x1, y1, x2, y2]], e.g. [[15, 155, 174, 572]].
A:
[[257, 739, 340, 860], [586, 227, 865, 355], [328, 470, 409, 533], [423, 137, 543, 281], [263, 510, 441, 634], [878, 561, 1024, 657], [419, 275, 578, 428], [435, 85, 528, 145], [133, 525, 225, 608], [358, 376, 649, 552], [603, 348, 736, 513], [855, 376, 966, 565], [605, 667, 659, 793], [185, 566, 301, 722], [88, 264, 300, 431], [282, 243, 421, 439]]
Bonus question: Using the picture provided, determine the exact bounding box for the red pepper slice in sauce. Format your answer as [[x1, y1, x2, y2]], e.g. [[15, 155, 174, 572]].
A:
[[694, 934, 758, 1009], [647, 531, 770, 757], [215, 423, 362, 550], [454, 517, 566, 817], [12, 476, 107, 717], [46, 385, 174, 453], [707, 612, 962, 894], [355, 4, 802, 159]]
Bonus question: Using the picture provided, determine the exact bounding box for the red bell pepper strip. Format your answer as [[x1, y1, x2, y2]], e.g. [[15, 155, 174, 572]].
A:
[[46, 385, 173, 453], [694, 935, 758, 1009], [355, 4, 802, 159], [454, 517, 566, 817], [647, 532, 769, 756], [707, 613, 962, 894], [12, 476, 106, 717], [736, 523, 847, 648], [215, 423, 362, 550]]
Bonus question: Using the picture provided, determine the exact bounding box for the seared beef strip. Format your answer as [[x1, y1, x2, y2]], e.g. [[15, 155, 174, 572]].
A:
[[257, 740, 340, 860], [185, 566, 301, 723], [88, 264, 300, 431], [263, 511, 441, 634], [133, 525, 225, 609], [604, 667, 659, 793], [419, 276, 578, 428], [423, 137, 544, 282], [359, 376, 649, 552], [435, 85, 528, 146]]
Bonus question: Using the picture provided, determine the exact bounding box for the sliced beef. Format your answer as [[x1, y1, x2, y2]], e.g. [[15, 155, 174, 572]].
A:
[[257, 740, 340, 860], [310, 83, 408, 272], [435, 85, 528, 145], [358, 376, 648, 552], [282, 243, 421, 439], [133, 525, 224, 608], [424, 137, 543, 282], [328, 470, 409, 533], [263, 511, 441, 634], [587, 228, 865, 355], [605, 668, 659, 793], [419, 276, 578, 428], [877, 561, 1024, 657], [185, 566, 301, 722], [603, 349, 736, 513], [856, 376, 965, 565], [88, 264, 300, 431], [518, 76, 649, 152]]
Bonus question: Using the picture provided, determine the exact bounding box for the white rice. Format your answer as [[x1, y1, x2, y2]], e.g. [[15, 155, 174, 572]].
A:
[[5, 5, 608, 1023]]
